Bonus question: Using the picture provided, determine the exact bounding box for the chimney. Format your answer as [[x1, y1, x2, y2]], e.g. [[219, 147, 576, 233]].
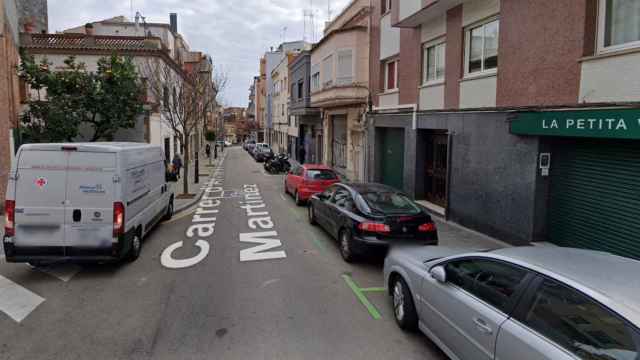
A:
[[169, 13, 178, 34], [85, 23, 95, 36]]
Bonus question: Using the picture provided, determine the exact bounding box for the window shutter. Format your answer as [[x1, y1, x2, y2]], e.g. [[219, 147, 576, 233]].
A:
[[322, 55, 333, 87], [336, 50, 353, 85]]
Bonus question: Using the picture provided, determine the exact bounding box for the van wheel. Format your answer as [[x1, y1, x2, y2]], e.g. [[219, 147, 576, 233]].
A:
[[126, 234, 142, 262], [164, 200, 174, 221]]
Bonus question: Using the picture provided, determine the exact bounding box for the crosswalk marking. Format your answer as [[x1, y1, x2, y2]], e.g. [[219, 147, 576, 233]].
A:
[[0, 275, 45, 323]]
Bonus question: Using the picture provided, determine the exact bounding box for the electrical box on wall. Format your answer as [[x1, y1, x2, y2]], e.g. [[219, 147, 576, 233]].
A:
[[539, 153, 551, 177]]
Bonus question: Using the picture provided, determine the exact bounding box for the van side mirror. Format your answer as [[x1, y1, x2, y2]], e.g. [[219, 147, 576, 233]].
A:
[[430, 266, 446, 283]]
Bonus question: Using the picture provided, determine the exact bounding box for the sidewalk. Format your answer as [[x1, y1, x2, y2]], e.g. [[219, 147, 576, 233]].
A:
[[432, 217, 508, 249], [171, 153, 221, 213]]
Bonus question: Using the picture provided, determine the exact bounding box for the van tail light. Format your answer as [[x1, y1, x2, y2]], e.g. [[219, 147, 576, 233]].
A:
[[419, 222, 437, 232], [113, 202, 125, 238], [4, 200, 15, 237], [358, 222, 391, 234]]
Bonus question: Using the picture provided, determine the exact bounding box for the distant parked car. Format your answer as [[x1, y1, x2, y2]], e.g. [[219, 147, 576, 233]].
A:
[[245, 140, 256, 153], [284, 164, 340, 205], [224, 140, 232, 147], [384, 246, 640, 360], [254, 144, 273, 162], [308, 183, 437, 262]]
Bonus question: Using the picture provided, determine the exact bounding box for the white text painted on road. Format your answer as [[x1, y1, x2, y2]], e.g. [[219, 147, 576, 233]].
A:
[[161, 156, 226, 269], [0, 275, 45, 323], [239, 184, 286, 262]]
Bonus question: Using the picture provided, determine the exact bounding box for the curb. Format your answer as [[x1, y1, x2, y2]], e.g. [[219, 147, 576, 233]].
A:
[[173, 159, 219, 215]]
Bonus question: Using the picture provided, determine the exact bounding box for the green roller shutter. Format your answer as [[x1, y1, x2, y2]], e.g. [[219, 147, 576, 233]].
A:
[[548, 139, 640, 259]]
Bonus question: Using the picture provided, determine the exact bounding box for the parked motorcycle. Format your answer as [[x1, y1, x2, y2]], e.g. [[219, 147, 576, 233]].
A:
[[264, 153, 291, 174]]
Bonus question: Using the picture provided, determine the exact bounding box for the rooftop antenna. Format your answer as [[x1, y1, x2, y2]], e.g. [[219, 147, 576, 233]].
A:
[[281, 26, 288, 44], [327, 0, 332, 22], [130, 0, 134, 21]]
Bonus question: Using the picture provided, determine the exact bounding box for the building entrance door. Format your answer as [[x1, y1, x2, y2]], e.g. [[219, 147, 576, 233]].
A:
[[424, 134, 448, 207]]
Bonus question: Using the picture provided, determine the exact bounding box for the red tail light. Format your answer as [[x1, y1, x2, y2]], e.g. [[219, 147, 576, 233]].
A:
[[113, 202, 125, 238], [419, 222, 437, 232], [4, 200, 15, 237], [358, 222, 391, 234]]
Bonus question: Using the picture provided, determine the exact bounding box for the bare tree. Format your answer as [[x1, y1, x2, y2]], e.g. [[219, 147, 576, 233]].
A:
[[206, 66, 229, 141], [141, 57, 216, 195]]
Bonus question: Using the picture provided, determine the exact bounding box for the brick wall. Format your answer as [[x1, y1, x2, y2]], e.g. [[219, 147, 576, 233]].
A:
[[0, 22, 21, 211], [444, 5, 463, 109], [398, 28, 420, 105], [496, 0, 596, 107]]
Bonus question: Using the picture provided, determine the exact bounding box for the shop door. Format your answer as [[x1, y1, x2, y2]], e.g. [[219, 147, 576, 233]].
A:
[[379, 128, 405, 191], [425, 134, 448, 207], [548, 139, 640, 259]]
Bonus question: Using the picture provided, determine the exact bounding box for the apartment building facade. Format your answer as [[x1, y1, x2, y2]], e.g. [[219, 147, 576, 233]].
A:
[[310, 0, 371, 181], [367, 0, 640, 258], [289, 51, 322, 164], [21, 14, 200, 162]]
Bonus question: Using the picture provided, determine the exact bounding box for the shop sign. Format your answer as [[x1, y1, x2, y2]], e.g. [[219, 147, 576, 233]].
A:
[[511, 108, 640, 140]]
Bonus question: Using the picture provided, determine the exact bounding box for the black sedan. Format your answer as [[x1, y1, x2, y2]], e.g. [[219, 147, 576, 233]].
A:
[[308, 183, 438, 262]]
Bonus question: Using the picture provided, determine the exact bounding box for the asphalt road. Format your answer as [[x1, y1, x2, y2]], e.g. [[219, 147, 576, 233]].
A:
[[0, 146, 447, 360]]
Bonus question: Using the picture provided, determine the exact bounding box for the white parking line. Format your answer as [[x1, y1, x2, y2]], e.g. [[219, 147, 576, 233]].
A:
[[0, 275, 45, 323], [31, 263, 81, 282]]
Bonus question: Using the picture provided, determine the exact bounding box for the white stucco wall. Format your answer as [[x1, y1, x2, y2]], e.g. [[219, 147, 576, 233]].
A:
[[380, 14, 400, 60], [579, 52, 640, 103], [421, 13, 446, 43], [379, 91, 400, 107], [462, 0, 500, 27], [399, 0, 422, 22], [459, 75, 497, 108], [419, 84, 445, 110]]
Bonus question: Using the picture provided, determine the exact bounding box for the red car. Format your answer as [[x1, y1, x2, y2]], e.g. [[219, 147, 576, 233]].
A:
[[284, 164, 340, 205]]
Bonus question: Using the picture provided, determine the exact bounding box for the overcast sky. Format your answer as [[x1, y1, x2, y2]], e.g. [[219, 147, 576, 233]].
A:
[[47, 0, 351, 107]]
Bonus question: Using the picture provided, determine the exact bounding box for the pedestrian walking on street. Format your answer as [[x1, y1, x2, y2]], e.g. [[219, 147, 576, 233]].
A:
[[172, 153, 183, 179], [205, 144, 211, 158]]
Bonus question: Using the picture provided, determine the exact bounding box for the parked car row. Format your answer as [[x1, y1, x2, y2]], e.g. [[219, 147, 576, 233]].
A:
[[274, 156, 640, 360]]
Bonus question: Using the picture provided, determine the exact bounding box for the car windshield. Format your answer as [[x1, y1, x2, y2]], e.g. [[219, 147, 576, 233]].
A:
[[360, 191, 421, 215], [306, 169, 337, 180]]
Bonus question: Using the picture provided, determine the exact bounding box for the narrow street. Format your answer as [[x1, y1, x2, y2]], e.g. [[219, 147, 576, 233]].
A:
[[0, 146, 446, 360]]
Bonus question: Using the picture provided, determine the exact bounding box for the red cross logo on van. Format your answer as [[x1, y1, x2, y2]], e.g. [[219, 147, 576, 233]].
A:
[[35, 177, 48, 189]]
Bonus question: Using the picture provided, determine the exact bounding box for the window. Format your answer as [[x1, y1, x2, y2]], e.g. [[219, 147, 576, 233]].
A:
[[322, 55, 334, 88], [384, 59, 399, 91], [331, 188, 353, 209], [445, 259, 528, 313], [600, 0, 640, 51], [360, 192, 421, 215], [163, 86, 170, 110], [382, 0, 392, 14], [517, 278, 639, 360], [297, 81, 303, 100], [466, 19, 499, 75], [423, 42, 446, 84], [336, 50, 353, 85], [305, 169, 338, 180], [311, 63, 321, 91]]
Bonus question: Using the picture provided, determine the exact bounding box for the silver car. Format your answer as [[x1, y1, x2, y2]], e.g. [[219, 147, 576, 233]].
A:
[[383, 246, 640, 360]]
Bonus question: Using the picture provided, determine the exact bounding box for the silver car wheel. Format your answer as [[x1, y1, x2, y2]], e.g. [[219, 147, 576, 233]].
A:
[[393, 282, 405, 321]]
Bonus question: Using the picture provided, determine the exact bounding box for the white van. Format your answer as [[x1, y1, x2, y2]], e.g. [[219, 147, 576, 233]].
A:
[[3, 143, 175, 264]]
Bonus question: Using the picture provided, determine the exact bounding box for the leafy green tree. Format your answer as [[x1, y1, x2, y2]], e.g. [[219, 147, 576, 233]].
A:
[[18, 54, 145, 143]]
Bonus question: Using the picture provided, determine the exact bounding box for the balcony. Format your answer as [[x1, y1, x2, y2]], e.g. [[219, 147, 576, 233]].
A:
[[310, 84, 369, 108], [394, 0, 463, 28]]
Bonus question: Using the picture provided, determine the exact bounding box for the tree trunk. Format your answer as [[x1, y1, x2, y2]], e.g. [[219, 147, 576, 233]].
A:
[[183, 136, 190, 195]]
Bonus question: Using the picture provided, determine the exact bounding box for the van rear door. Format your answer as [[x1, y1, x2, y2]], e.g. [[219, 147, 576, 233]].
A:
[[64, 151, 117, 256], [13, 150, 69, 257]]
